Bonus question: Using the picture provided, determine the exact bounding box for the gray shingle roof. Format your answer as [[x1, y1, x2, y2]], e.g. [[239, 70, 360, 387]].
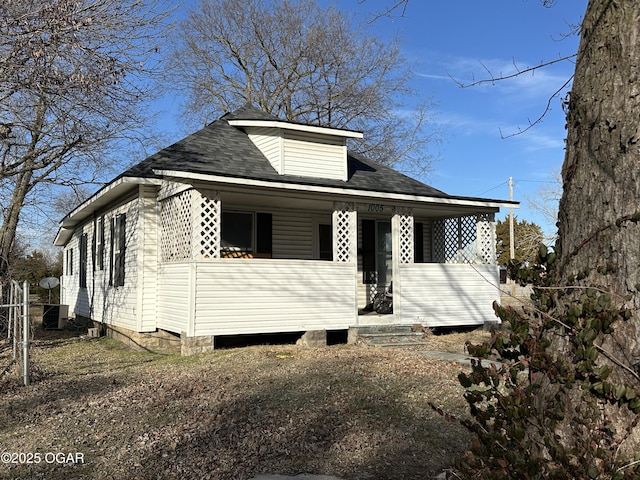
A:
[[122, 105, 450, 198]]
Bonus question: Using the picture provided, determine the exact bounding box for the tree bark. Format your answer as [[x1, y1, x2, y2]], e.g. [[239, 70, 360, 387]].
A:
[[555, 0, 640, 455]]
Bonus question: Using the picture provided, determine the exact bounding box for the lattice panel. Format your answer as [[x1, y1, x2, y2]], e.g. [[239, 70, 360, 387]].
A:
[[477, 213, 496, 264], [195, 192, 220, 259], [160, 190, 193, 262], [398, 211, 414, 264], [441, 218, 460, 263], [333, 204, 355, 263], [433, 215, 483, 264], [367, 271, 378, 305], [456, 215, 478, 264], [432, 220, 445, 263]]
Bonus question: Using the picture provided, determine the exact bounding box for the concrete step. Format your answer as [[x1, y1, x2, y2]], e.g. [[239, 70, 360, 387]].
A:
[[351, 324, 426, 347], [354, 324, 419, 335]]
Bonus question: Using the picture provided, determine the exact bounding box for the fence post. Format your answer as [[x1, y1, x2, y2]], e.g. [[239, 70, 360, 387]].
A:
[[22, 280, 29, 386], [12, 282, 17, 360]]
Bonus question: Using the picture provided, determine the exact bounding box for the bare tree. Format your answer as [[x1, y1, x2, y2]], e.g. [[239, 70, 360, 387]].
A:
[[0, 0, 172, 278], [168, 0, 439, 172]]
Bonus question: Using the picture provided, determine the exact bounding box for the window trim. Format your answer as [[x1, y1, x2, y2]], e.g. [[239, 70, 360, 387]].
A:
[[221, 210, 273, 258], [109, 213, 126, 287], [66, 248, 73, 276], [312, 216, 333, 261], [79, 233, 88, 289], [94, 216, 104, 271]]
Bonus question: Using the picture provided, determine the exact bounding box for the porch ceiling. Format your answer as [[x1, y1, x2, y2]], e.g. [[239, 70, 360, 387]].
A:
[[213, 183, 501, 218]]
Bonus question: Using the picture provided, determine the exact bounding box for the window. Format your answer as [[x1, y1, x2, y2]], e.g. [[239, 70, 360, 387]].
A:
[[79, 234, 88, 288], [414, 222, 424, 263], [221, 211, 272, 258], [318, 223, 332, 260], [376, 221, 392, 287], [110, 214, 126, 286], [361, 219, 392, 286], [94, 217, 104, 270], [222, 212, 253, 254], [66, 248, 73, 275]]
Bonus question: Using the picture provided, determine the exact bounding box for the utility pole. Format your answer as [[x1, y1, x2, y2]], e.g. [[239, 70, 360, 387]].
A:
[[509, 177, 515, 296], [509, 177, 515, 261]]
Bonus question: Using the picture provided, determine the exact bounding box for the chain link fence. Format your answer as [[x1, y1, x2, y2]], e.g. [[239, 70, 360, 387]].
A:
[[1, 281, 30, 386]]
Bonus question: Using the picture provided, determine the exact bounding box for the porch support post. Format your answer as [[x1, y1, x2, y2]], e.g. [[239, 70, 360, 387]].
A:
[[137, 184, 160, 332], [191, 189, 221, 260], [476, 213, 497, 265], [392, 207, 414, 320], [332, 202, 357, 263], [333, 202, 358, 324]]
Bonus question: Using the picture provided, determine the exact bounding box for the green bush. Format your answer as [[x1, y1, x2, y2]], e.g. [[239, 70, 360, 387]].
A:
[[452, 248, 640, 479]]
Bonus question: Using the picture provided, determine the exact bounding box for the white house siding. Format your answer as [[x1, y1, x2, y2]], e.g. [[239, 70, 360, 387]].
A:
[[246, 127, 283, 173], [397, 263, 500, 327], [92, 270, 106, 323], [99, 198, 140, 331], [157, 263, 191, 334], [272, 210, 314, 259], [192, 259, 357, 336], [282, 131, 346, 181], [137, 185, 159, 332]]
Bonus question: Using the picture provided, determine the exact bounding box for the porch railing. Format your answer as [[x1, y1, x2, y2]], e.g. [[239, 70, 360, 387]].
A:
[[157, 259, 357, 337]]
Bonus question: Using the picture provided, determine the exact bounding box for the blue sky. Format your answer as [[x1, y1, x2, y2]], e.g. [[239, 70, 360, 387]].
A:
[[152, 0, 587, 240], [349, 0, 587, 239], [21, 1, 589, 253]]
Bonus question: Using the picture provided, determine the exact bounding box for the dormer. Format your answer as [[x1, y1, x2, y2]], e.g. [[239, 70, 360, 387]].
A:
[[228, 118, 363, 182]]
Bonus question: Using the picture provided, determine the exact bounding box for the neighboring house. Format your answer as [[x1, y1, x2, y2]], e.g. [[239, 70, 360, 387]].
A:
[[54, 104, 517, 354]]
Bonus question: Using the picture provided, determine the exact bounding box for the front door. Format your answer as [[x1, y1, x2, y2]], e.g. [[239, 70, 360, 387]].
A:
[[376, 221, 392, 287], [362, 219, 392, 288]]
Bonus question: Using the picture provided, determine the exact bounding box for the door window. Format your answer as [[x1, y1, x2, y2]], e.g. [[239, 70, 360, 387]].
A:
[[376, 221, 392, 287]]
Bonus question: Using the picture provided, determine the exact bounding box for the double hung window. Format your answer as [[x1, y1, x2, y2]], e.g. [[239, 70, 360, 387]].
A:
[[110, 214, 126, 286], [221, 211, 272, 258]]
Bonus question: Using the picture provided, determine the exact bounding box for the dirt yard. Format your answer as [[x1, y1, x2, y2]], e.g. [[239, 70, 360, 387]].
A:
[[0, 327, 491, 480]]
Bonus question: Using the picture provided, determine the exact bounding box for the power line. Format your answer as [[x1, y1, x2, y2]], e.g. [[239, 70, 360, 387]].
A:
[[513, 178, 557, 184], [476, 181, 508, 196]]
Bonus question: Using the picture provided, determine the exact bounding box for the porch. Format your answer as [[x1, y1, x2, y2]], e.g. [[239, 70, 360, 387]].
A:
[[154, 183, 501, 339]]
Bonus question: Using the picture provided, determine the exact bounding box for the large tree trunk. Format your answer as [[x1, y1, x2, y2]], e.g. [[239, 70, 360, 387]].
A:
[[555, 0, 640, 455]]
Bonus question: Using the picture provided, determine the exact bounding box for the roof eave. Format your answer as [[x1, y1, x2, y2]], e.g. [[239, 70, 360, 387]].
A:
[[53, 176, 162, 246], [153, 169, 519, 210], [227, 119, 363, 138]]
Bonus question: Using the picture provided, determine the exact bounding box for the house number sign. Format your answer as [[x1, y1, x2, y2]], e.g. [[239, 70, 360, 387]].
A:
[[366, 203, 385, 213]]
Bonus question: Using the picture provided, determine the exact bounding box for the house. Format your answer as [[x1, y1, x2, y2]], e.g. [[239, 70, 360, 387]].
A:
[[54, 104, 518, 354]]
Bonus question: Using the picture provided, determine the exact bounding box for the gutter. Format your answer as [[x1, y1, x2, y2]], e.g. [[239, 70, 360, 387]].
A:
[[53, 176, 161, 246], [153, 169, 519, 210]]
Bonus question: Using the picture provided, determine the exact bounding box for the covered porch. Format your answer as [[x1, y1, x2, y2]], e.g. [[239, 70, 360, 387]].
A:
[[154, 180, 502, 342]]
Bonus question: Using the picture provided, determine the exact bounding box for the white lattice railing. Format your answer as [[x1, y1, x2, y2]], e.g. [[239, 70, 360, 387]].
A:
[[476, 213, 496, 265], [160, 189, 193, 262], [194, 192, 221, 259], [432, 213, 495, 265], [333, 202, 356, 263], [397, 209, 414, 264], [160, 188, 221, 262]]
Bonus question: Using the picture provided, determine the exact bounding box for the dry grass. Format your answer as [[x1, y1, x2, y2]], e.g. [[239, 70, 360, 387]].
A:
[[424, 327, 493, 354], [0, 327, 492, 480]]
